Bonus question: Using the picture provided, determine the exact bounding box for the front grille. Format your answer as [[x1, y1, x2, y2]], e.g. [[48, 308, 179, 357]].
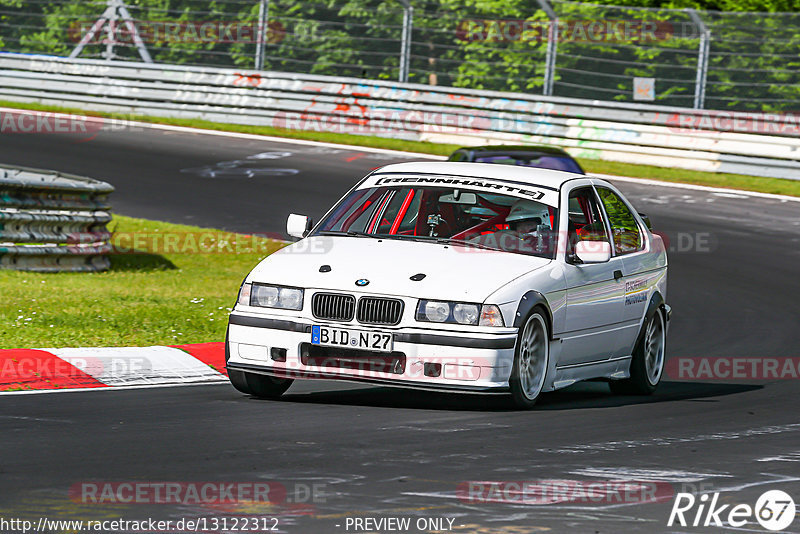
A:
[[312, 293, 355, 321], [300, 343, 406, 374], [357, 297, 404, 326]]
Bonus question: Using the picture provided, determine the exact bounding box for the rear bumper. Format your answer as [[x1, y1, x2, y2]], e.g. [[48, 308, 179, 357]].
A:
[[226, 313, 517, 392]]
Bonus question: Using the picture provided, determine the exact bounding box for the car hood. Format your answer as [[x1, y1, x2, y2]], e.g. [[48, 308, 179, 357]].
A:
[[247, 235, 551, 302]]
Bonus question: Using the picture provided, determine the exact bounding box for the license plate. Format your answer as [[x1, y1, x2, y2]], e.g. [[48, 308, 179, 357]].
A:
[[311, 326, 393, 353]]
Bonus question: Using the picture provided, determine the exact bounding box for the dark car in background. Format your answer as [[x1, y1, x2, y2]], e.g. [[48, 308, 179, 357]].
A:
[[448, 145, 584, 174]]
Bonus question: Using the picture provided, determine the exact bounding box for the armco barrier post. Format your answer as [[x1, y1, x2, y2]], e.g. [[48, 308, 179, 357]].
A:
[[68, 0, 152, 63], [536, 0, 558, 96]]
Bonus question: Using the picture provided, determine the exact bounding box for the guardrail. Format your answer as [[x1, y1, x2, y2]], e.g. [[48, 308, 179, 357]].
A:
[[0, 164, 114, 272], [0, 53, 798, 181]]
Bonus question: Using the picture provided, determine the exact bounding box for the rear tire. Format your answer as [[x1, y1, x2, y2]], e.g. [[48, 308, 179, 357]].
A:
[[245, 373, 293, 399], [610, 308, 666, 395], [509, 311, 550, 409]]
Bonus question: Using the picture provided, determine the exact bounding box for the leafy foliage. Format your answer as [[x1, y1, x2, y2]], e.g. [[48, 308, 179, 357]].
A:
[[1, 0, 798, 109]]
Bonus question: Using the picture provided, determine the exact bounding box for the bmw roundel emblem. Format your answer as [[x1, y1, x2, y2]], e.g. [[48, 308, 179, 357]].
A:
[[355, 279, 370, 287]]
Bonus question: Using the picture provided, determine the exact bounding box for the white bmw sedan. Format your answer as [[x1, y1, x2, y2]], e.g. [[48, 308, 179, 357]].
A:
[[225, 162, 670, 408]]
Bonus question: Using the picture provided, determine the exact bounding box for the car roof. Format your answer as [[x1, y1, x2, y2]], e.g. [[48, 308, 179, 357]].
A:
[[456, 144, 571, 156], [372, 161, 587, 190]]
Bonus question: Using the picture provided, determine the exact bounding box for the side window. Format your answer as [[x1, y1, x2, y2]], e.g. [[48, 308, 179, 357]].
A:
[[597, 187, 643, 255], [449, 150, 467, 162], [567, 187, 610, 253]]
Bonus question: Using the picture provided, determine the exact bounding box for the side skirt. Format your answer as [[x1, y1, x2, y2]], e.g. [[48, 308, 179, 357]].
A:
[[550, 356, 632, 391]]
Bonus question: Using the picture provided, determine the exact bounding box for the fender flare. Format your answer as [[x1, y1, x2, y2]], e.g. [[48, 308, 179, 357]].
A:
[[513, 290, 554, 337], [631, 292, 666, 352], [645, 292, 665, 323]]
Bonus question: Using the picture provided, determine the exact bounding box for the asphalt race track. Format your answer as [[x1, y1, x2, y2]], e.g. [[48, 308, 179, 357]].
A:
[[2, 125, 800, 534]]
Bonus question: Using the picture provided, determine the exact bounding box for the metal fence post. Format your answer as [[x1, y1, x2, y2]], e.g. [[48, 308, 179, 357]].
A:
[[536, 0, 557, 96], [69, 0, 151, 63], [687, 9, 710, 109], [255, 0, 269, 71], [398, 0, 413, 83]]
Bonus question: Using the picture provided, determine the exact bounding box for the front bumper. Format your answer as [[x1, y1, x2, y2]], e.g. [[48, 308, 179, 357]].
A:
[[226, 313, 518, 393]]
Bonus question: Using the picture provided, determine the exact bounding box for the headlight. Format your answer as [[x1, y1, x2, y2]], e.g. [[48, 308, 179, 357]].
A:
[[416, 301, 504, 327], [423, 301, 450, 323], [453, 303, 480, 325], [243, 283, 304, 310]]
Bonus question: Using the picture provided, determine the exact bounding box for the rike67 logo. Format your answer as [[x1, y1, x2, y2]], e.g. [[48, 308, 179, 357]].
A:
[[668, 489, 796, 531]]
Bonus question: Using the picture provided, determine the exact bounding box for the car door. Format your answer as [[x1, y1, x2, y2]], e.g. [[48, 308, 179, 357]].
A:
[[595, 185, 657, 355], [560, 186, 627, 365]]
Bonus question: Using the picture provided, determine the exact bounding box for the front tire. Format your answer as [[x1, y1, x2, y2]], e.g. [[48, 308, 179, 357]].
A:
[[610, 308, 666, 395], [509, 311, 550, 409], [228, 370, 253, 395], [225, 329, 253, 395], [245, 372, 293, 399]]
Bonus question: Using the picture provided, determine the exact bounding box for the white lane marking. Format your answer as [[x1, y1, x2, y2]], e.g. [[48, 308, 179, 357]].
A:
[[596, 173, 800, 203], [135, 122, 447, 159], [568, 468, 731, 483], [0, 381, 230, 396], [713, 192, 749, 199], [379, 423, 511, 433], [539, 423, 800, 454], [1, 106, 796, 199], [0, 415, 72, 423], [44, 346, 227, 387], [757, 452, 800, 462]]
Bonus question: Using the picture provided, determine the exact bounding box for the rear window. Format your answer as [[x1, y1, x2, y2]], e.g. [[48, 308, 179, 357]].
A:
[[474, 154, 583, 174]]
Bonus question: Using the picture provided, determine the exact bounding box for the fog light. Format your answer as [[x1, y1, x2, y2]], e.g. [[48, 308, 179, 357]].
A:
[[423, 363, 442, 377], [270, 347, 287, 362]]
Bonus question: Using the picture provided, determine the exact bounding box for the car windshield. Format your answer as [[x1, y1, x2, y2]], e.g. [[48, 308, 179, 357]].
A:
[[315, 185, 560, 258], [474, 154, 583, 174]]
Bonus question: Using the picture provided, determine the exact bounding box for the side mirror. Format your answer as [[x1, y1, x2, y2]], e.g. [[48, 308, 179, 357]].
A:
[[287, 213, 312, 239], [574, 240, 611, 264], [638, 212, 653, 230]]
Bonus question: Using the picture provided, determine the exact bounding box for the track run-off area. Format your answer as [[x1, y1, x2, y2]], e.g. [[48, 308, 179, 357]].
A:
[[1, 122, 799, 534]]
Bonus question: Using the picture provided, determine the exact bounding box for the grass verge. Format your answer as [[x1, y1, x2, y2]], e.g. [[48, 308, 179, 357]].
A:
[[2, 99, 798, 198], [0, 214, 284, 348]]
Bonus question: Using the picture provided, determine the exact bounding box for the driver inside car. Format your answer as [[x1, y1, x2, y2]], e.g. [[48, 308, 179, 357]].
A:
[[470, 199, 554, 253]]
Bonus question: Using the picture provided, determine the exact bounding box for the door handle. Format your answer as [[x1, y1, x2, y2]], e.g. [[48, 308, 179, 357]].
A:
[[614, 270, 623, 280]]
